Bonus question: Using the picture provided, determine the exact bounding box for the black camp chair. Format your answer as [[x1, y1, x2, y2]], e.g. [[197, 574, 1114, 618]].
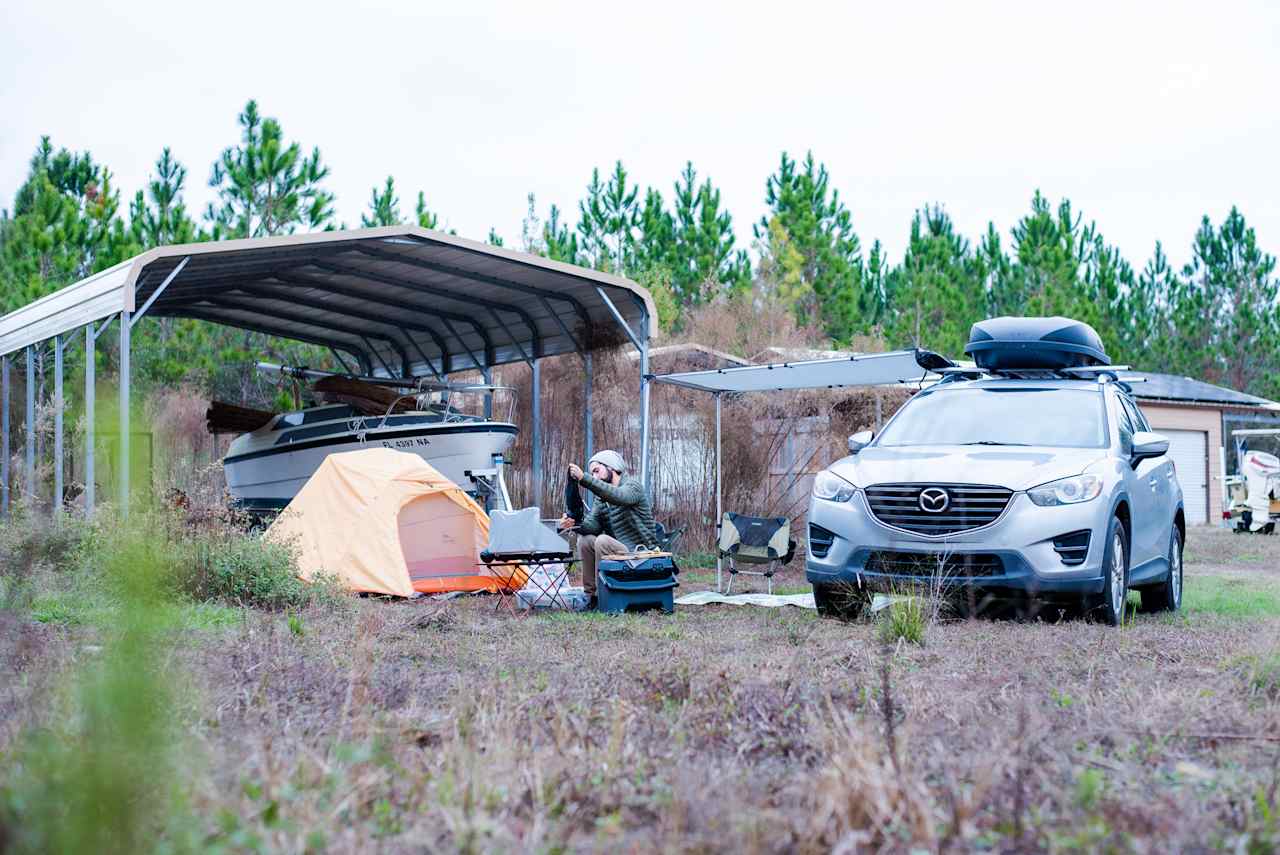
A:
[[717, 512, 797, 595]]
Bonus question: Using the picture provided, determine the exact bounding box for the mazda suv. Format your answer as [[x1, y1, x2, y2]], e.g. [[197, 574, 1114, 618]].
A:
[[806, 371, 1186, 625]]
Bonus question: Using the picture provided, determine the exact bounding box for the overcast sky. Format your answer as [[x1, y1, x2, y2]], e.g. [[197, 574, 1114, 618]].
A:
[[2, 1, 1277, 273]]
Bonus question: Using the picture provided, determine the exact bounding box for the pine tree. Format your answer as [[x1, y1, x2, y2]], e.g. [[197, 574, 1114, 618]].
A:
[[754, 151, 863, 341], [487, 227, 504, 247], [882, 206, 987, 356], [205, 100, 335, 238], [577, 162, 639, 271], [542, 204, 579, 264], [670, 162, 749, 306], [129, 148, 199, 248], [362, 176, 401, 227], [0, 138, 134, 312], [1179, 208, 1280, 396], [414, 192, 441, 230]]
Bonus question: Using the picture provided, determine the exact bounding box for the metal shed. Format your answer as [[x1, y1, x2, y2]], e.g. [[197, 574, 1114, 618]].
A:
[[0, 226, 657, 516]]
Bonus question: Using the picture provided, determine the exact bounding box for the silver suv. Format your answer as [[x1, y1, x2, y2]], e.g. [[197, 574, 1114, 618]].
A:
[[806, 371, 1185, 625]]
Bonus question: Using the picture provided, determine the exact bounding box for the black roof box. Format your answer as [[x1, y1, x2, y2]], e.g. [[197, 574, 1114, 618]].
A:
[[965, 316, 1109, 370]]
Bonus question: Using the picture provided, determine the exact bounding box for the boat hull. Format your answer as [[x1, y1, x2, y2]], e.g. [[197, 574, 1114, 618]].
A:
[[224, 420, 518, 508]]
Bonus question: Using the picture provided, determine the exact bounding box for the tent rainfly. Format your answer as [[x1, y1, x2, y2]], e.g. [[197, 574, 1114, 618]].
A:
[[0, 226, 657, 519], [266, 448, 524, 597], [646, 348, 940, 592]]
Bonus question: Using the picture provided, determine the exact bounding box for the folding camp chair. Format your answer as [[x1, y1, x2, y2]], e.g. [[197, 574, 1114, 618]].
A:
[[718, 512, 797, 595]]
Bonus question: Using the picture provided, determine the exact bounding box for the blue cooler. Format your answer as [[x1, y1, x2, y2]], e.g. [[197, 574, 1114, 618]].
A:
[[597, 555, 679, 614]]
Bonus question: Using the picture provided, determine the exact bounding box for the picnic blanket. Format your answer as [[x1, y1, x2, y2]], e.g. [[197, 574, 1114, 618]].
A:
[[675, 591, 901, 612], [675, 591, 816, 609]]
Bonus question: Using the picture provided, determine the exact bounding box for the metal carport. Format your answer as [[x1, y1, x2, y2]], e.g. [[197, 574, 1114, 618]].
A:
[[0, 226, 657, 517], [646, 349, 938, 591]]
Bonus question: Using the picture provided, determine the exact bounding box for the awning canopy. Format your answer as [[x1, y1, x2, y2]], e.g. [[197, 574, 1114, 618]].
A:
[[646, 349, 936, 394], [0, 226, 657, 377]]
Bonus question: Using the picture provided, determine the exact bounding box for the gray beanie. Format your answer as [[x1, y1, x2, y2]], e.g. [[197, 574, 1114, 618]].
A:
[[588, 449, 627, 474]]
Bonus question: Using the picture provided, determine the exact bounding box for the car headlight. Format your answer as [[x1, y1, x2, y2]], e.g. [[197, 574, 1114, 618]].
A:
[[813, 470, 857, 502], [1027, 474, 1103, 506]]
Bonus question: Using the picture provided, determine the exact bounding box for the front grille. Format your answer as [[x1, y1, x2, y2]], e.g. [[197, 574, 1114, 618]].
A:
[[1052, 530, 1091, 565], [865, 551, 1003, 578], [864, 483, 1013, 535], [808, 524, 835, 558]]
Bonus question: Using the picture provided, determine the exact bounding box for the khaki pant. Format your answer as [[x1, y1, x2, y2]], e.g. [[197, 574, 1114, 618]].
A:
[[577, 534, 628, 596]]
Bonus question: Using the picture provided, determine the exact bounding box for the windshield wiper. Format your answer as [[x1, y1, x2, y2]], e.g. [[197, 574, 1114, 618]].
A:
[[957, 441, 1033, 446]]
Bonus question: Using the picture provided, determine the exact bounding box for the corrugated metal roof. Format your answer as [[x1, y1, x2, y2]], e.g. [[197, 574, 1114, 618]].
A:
[[1126, 372, 1278, 409], [0, 226, 657, 376]]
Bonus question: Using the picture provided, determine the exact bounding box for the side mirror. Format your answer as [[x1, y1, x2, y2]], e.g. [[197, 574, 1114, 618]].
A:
[[1130, 430, 1169, 466], [848, 430, 874, 454]]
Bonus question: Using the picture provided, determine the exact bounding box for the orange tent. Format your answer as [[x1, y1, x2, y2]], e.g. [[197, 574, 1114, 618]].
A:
[[265, 448, 525, 596]]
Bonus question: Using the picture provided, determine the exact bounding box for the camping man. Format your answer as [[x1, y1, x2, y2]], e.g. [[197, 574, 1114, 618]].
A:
[[558, 449, 657, 605]]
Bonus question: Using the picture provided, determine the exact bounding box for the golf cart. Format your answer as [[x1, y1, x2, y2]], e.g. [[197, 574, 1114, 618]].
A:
[[1226, 429, 1280, 534]]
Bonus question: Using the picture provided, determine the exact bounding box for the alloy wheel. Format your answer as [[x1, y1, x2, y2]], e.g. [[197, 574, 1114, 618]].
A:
[[1110, 531, 1126, 616], [1170, 535, 1182, 605]]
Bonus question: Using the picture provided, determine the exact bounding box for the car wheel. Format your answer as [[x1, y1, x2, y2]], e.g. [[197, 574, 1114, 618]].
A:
[[1088, 515, 1129, 626], [1141, 527, 1183, 613], [813, 582, 866, 621]]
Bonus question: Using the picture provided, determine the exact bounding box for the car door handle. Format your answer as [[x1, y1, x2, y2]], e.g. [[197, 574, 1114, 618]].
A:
[[1147, 477, 1159, 490]]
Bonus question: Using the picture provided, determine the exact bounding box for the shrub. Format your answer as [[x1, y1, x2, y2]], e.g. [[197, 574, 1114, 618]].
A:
[[878, 596, 926, 646], [0, 513, 99, 610], [177, 531, 333, 610]]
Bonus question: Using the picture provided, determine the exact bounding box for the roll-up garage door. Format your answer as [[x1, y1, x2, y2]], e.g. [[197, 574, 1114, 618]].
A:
[[1162, 429, 1208, 525]]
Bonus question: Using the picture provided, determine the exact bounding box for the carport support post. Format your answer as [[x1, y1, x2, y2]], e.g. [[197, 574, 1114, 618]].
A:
[[53, 334, 63, 518], [584, 352, 593, 460], [531, 358, 542, 506], [25, 345, 34, 502], [639, 325, 651, 489], [2, 355, 9, 516], [715, 392, 722, 593], [120, 310, 130, 514], [85, 325, 95, 516], [482, 367, 493, 421]]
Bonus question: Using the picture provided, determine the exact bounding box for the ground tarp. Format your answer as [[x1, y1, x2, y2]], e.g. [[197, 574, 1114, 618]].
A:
[[266, 448, 525, 597]]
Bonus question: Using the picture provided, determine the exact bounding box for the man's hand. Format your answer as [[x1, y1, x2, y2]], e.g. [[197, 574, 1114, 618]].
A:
[[557, 514, 575, 531], [567, 463, 583, 481]]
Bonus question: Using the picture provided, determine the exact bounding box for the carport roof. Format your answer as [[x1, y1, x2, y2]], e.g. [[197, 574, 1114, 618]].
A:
[[0, 226, 657, 376]]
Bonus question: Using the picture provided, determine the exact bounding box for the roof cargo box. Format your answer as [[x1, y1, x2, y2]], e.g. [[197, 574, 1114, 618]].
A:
[[965, 316, 1109, 370]]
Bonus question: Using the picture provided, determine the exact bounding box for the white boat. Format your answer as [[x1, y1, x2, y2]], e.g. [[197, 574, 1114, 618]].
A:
[[222, 367, 518, 512]]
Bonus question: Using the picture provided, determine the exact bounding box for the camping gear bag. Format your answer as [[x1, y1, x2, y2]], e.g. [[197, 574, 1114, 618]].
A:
[[597, 553, 679, 614]]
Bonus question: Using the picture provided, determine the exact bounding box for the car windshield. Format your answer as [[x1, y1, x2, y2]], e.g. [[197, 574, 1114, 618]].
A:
[[876, 387, 1107, 448]]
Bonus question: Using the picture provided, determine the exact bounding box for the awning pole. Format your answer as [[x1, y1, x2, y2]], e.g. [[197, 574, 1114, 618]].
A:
[[1, 355, 9, 516], [531, 358, 542, 507], [53, 334, 63, 519], [85, 324, 95, 516], [715, 391, 722, 594], [25, 345, 35, 503], [120, 311, 130, 515]]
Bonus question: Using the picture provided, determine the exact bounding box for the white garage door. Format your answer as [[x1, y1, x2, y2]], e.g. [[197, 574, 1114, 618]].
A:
[[1162, 429, 1208, 525]]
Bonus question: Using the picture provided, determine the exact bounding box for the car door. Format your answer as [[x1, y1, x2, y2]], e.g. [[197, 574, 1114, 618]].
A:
[[1116, 393, 1163, 572]]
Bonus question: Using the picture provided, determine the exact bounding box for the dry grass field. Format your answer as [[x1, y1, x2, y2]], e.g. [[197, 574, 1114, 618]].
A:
[[3, 521, 1280, 852]]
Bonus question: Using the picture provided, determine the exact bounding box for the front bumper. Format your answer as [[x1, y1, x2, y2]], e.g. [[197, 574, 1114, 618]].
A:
[[805, 490, 1107, 599]]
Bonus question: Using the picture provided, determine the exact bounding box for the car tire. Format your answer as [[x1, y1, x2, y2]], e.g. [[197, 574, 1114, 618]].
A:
[[1140, 527, 1183, 613], [813, 582, 866, 621], [1088, 515, 1130, 626]]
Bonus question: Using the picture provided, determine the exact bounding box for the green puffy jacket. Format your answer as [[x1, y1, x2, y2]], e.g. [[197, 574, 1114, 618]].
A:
[[577, 473, 658, 550]]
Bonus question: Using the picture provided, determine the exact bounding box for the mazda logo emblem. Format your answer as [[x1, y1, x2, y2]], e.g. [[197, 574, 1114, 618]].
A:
[[918, 487, 950, 513]]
